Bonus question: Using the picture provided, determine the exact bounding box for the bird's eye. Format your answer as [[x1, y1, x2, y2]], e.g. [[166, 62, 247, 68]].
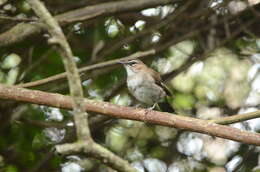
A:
[[128, 61, 137, 66]]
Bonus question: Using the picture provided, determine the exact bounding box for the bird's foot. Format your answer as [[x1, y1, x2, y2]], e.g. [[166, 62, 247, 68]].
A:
[[148, 103, 157, 110]]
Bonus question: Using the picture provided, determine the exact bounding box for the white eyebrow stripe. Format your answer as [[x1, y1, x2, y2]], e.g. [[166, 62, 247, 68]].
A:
[[128, 60, 138, 64]]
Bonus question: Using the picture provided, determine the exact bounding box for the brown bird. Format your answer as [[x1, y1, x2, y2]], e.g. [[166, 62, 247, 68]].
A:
[[119, 59, 172, 108]]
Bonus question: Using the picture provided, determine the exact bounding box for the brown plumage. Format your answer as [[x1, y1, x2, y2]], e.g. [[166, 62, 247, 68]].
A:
[[119, 59, 172, 106]]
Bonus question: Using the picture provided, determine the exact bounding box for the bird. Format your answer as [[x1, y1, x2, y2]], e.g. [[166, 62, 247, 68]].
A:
[[119, 59, 173, 110]]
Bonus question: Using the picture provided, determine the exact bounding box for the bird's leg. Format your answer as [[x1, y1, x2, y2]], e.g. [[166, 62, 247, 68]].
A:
[[148, 103, 157, 110]]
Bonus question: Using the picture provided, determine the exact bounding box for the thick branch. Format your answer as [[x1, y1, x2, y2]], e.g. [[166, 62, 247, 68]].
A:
[[27, 0, 91, 141], [1, 84, 260, 146], [26, 1, 137, 171]]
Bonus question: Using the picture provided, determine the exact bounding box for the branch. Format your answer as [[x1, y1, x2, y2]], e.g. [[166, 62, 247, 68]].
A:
[[55, 142, 137, 172], [98, 1, 260, 59], [98, 0, 195, 58], [1, 84, 260, 146], [27, 0, 91, 141], [0, 0, 175, 47], [211, 110, 260, 125], [55, 0, 176, 24], [161, 15, 259, 81], [0, 15, 36, 22], [17, 15, 258, 88], [26, 1, 137, 171], [17, 50, 155, 88]]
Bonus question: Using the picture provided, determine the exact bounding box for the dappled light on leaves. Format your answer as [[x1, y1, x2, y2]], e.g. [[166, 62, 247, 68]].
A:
[[0, 0, 260, 171]]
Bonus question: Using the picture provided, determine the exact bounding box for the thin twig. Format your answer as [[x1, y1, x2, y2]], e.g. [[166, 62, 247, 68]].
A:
[[210, 110, 260, 125], [98, 0, 194, 58], [0, 15, 37, 22], [16, 50, 155, 88]]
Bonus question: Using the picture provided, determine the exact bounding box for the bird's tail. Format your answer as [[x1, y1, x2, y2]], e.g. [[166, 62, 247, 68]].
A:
[[157, 96, 175, 113]]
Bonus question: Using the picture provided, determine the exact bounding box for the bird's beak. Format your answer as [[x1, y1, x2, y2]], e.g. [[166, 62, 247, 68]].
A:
[[117, 60, 127, 64]]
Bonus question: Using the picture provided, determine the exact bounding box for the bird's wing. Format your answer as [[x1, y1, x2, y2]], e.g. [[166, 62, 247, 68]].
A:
[[157, 81, 172, 96], [149, 68, 172, 96]]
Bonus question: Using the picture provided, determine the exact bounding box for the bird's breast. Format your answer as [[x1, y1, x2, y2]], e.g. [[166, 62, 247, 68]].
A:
[[126, 74, 166, 105], [127, 75, 143, 90]]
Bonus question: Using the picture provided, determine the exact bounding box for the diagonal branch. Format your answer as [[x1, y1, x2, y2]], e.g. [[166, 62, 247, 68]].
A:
[[26, 1, 137, 171], [55, 0, 177, 24], [16, 7, 260, 89], [0, 0, 175, 47], [17, 50, 155, 88], [0, 84, 260, 146], [27, 0, 91, 141]]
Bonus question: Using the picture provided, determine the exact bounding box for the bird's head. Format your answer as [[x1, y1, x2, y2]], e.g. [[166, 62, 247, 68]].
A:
[[118, 59, 146, 76]]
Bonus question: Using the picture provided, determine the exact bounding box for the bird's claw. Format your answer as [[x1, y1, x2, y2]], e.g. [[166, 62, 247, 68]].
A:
[[148, 103, 157, 110]]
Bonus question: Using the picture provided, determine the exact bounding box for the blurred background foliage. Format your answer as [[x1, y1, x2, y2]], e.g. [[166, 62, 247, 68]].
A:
[[0, 0, 260, 171]]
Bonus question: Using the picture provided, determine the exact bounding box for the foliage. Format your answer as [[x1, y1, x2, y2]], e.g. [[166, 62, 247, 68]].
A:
[[0, 0, 260, 171]]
